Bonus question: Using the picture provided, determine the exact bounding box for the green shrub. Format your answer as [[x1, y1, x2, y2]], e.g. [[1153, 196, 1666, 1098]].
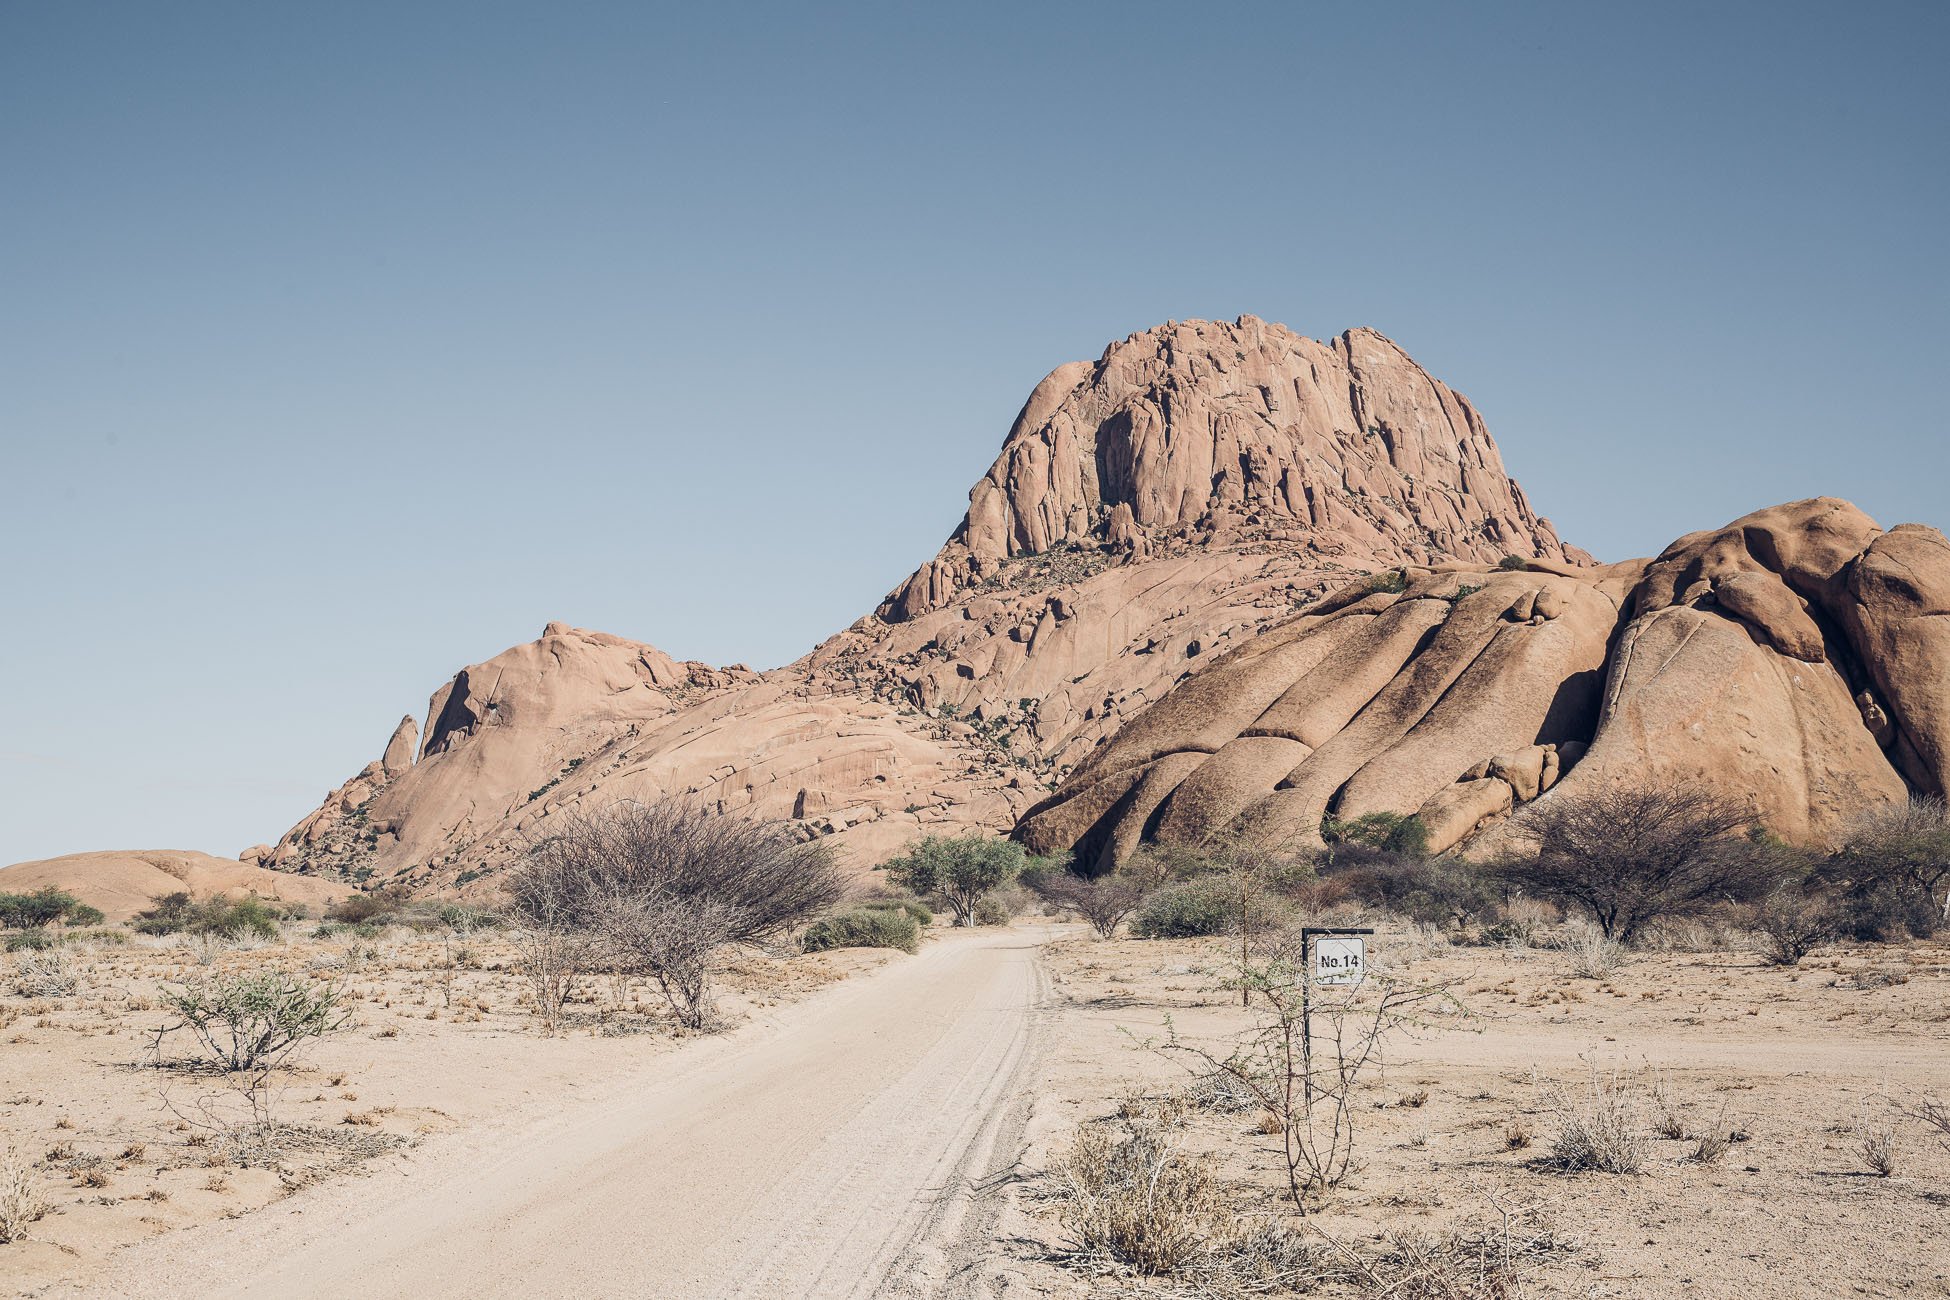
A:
[[156, 970, 350, 1071], [0, 887, 83, 930], [1321, 811, 1429, 858], [881, 835, 1024, 926], [4, 931, 53, 953], [972, 895, 1010, 926], [802, 907, 921, 954], [60, 904, 106, 929], [133, 893, 279, 940], [326, 886, 414, 925], [859, 897, 932, 925], [1366, 569, 1410, 595], [1497, 555, 1530, 571], [1131, 878, 1237, 939], [1325, 848, 1499, 929]]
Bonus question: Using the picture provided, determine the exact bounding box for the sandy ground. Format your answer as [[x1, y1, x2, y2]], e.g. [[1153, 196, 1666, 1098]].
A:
[[3, 924, 1058, 1299], [990, 924, 1950, 1299], [4, 918, 1947, 1299], [0, 925, 895, 1296]]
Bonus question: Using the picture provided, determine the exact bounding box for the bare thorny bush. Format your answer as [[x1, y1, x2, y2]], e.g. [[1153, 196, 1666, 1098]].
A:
[[509, 800, 846, 1032], [1163, 953, 1467, 1212], [1055, 1095, 1569, 1298]]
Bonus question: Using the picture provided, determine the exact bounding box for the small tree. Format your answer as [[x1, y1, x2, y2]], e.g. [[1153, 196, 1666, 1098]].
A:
[[1821, 797, 1950, 938], [152, 970, 349, 1072], [510, 800, 846, 1031], [1499, 781, 1774, 943], [1746, 886, 1838, 966], [0, 887, 82, 930], [1037, 872, 1149, 939], [881, 835, 1024, 926]]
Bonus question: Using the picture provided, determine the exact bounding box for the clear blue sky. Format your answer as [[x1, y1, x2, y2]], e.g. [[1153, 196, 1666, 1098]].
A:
[[3, 2, 1945, 864]]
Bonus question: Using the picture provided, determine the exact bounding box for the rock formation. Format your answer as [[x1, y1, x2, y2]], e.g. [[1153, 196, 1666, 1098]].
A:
[[252, 316, 1583, 891], [1017, 499, 1950, 868]]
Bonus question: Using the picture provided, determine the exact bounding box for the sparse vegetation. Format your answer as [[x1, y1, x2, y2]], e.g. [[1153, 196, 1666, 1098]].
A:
[[1854, 1111, 1901, 1177], [0, 887, 88, 930], [1822, 796, 1950, 939], [510, 800, 847, 1030], [153, 970, 351, 1072], [1541, 1063, 1647, 1174], [802, 906, 921, 954], [1130, 877, 1237, 939], [1499, 780, 1779, 942], [9, 949, 79, 998], [134, 892, 282, 941], [1034, 871, 1149, 939], [0, 1147, 49, 1244]]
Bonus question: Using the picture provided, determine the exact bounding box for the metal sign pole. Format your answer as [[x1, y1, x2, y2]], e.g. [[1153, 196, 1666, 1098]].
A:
[[1300, 930, 1313, 1106], [1298, 926, 1374, 1109]]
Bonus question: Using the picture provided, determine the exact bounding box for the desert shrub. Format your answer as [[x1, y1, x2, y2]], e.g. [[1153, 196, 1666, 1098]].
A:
[[326, 886, 414, 925], [1497, 554, 1530, 571], [1035, 871, 1150, 939], [511, 800, 846, 1031], [1555, 922, 1626, 978], [1057, 1101, 1220, 1276], [1321, 811, 1429, 858], [881, 834, 1023, 927], [1542, 1063, 1646, 1173], [1822, 798, 1950, 939], [1746, 884, 1838, 965], [971, 894, 1010, 926], [1131, 877, 1237, 939], [1499, 780, 1779, 942], [155, 970, 349, 1071], [802, 907, 920, 954], [133, 893, 279, 940], [1323, 846, 1498, 930], [10, 950, 78, 997], [4, 931, 52, 953], [59, 903, 106, 928], [0, 1147, 50, 1244], [1854, 1113, 1901, 1177], [858, 896, 932, 925], [1366, 569, 1410, 595], [0, 887, 82, 930]]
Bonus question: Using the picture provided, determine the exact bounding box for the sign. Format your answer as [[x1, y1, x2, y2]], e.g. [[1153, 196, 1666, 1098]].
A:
[[1312, 934, 1366, 987]]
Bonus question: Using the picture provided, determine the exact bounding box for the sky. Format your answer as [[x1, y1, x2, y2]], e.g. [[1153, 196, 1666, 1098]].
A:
[[2, 1, 1946, 865]]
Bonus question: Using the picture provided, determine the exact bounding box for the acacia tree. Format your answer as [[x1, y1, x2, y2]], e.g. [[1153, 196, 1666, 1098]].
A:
[[1821, 796, 1950, 937], [1035, 872, 1148, 939], [509, 800, 846, 1030], [1499, 780, 1776, 943], [881, 835, 1023, 926]]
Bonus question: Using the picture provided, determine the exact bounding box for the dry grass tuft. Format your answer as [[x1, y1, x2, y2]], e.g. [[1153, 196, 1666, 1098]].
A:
[[1542, 1064, 1646, 1174], [1854, 1114, 1900, 1177], [0, 1147, 50, 1244], [1555, 925, 1625, 979], [1057, 1101, 1217, 1276]]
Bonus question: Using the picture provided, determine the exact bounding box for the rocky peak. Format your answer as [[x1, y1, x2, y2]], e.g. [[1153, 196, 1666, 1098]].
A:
[[880, 316, 1588, 621]]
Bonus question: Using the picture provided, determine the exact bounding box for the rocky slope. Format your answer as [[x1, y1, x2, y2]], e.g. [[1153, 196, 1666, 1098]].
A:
[[253, 316, 1581, 891], [1017, 498, 1950, 868]]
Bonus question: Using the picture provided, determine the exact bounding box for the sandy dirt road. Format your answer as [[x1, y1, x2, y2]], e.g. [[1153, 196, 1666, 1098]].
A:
[[68, 925, 1058, 1300]]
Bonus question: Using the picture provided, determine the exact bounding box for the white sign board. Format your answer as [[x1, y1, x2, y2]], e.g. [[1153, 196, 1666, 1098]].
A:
[[1313, 935, 1367, 987]]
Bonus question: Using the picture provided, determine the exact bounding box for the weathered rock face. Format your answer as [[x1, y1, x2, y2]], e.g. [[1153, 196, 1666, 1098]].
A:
[[1017, 500, 1950, 868], [881, 316, 1587, 622], [258, 316, 1580, 890]]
